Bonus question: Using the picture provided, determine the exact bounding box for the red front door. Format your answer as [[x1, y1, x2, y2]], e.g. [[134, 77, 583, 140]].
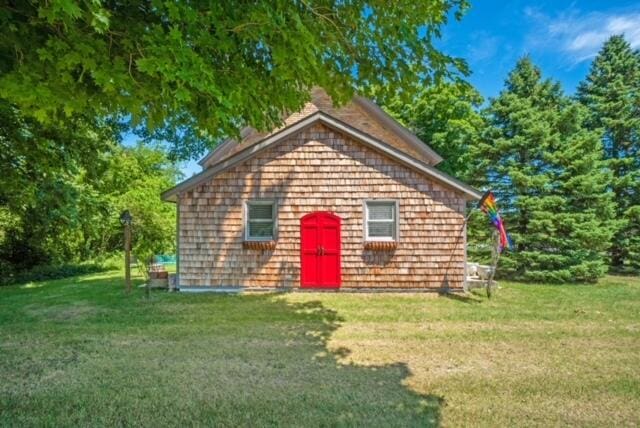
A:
[[300, 212, 341, 288]]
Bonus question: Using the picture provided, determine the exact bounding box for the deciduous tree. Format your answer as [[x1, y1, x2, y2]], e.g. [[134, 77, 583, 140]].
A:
[[0, 101, 178, 278], [0, 101, 114, 271], [1, 0, 469, 160], [384, 81, 484, 177]]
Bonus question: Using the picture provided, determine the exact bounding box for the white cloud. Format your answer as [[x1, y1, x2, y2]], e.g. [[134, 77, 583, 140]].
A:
[[467, 31, 500, 63], [526, 7, 640, 63]]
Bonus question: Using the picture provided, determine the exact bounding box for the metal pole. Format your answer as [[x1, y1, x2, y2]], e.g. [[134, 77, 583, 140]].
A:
[[442, 210, 475, 291], [145, 256, 150, 299], [124, 224, 131, 294], [486, 230, 500, 298]]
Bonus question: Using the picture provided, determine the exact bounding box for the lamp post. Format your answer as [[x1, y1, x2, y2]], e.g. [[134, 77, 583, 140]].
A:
[[120, 210, 133, 294]]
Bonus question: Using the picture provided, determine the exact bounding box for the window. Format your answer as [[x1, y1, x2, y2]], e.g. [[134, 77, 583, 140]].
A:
[[364, 201, 398, 241], [245, 200, 276, 241]]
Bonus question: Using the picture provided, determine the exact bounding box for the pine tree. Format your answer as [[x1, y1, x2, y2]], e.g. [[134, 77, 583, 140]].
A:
[[550, 103, 617, 281], [577, 35, 640, 273], [469, 57, 615, 282]]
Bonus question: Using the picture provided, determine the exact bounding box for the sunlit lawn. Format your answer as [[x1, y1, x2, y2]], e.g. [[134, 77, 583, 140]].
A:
[[1, 271, 639, 426]]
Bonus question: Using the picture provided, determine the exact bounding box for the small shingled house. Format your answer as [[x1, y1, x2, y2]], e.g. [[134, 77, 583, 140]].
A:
[[162, 88, 482, 291]]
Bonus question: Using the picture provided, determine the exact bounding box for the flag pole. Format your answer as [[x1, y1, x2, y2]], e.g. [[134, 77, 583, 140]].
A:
[[486, 230, 500, 298], [441, 193, 489, 292], [442, 190, 509, 294]]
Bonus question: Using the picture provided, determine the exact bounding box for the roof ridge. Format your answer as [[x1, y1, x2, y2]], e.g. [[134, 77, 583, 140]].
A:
[[162, 111, 480, 202], [197, 91, 443, 170]]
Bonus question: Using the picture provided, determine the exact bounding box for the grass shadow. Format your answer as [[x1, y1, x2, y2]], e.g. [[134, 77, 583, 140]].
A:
[[438, 290, 483, 304], [0, 273, 443, 426]]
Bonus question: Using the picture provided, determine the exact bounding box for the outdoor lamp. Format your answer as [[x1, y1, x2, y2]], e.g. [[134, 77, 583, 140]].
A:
[[120, 210, 133, 293], [119, 210, 133, 226]]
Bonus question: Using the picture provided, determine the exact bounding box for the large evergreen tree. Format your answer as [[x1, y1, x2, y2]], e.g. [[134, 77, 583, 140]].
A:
[[577, 35, 640, 272], [470, 57, 615, 282]]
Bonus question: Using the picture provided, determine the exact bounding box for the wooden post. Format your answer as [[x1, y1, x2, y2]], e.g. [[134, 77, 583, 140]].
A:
[[124, 223, 132, 294], [145, 256, 150, 299]]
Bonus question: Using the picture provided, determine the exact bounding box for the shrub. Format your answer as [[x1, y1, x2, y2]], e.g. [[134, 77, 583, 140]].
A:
[[1, 262, 108, 286]]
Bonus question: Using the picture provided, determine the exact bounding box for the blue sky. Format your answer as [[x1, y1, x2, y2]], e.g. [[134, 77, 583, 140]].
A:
[[125, 0, 640, 177], [443, 0, 640, 98]]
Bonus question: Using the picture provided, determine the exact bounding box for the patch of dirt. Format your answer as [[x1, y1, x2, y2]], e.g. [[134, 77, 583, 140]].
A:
[[25, 301, 105, 321]]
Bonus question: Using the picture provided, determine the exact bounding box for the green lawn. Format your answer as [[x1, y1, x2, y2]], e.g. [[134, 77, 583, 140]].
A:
[[1, 273, 639, 427]]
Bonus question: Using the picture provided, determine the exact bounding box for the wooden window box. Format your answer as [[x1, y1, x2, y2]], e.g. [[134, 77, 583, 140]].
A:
[[364, 241, 398, 251], [243, 240, 277, 251]]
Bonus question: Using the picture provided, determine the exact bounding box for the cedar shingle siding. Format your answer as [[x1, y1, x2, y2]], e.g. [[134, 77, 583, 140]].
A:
[[177, 122, 468, 290]]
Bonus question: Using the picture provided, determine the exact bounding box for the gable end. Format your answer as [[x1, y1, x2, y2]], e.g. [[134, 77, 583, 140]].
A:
[[162, 112, 481, 202]]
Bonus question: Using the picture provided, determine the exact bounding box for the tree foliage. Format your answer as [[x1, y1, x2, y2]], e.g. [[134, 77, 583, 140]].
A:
[[0, 101, 114, 270], [384, 81, 484, 177], [0, 0, 469, 160], [96, 144, 179, 268], [0, 101, 178, 280], [469, 58, 615, 282], [577, 35, 640, 272]]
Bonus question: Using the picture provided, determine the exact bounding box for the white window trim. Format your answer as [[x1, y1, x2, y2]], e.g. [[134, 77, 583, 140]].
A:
[[244, 199, 277, 241], [363, 200, 399, 242]]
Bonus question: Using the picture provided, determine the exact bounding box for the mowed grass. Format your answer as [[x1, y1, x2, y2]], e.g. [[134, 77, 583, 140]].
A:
[[1, 273, 639, 427]]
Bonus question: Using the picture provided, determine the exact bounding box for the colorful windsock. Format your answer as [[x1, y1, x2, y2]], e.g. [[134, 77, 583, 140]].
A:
[[478, 191, 513, 252]]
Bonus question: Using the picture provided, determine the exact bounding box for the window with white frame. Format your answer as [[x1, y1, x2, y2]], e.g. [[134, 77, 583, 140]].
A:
[[245, 200, 276, 241], [364, 201, 398, 241]]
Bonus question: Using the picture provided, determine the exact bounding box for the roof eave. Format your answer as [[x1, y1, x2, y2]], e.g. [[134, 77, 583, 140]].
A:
[[161, 111, 481, 202], [353, 96, 444, 166], [197, 126, 254, 167]]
